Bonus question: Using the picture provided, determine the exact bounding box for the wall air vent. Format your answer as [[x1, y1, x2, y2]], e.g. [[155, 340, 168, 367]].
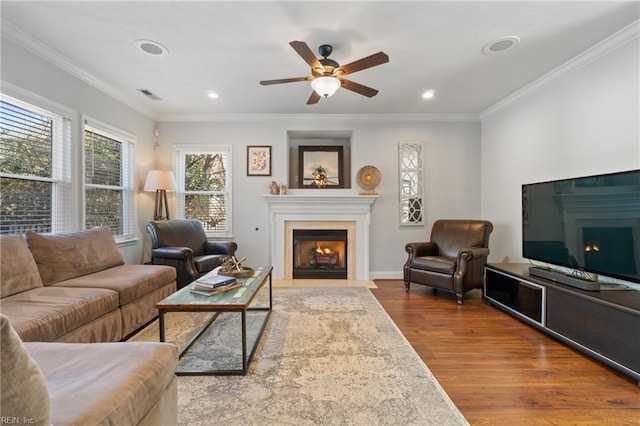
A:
[[137, 89, 162, 100]]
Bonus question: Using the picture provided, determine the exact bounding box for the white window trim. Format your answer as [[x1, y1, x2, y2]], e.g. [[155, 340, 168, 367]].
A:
[[174, 144, 233, 238], [1, 84, 77, 233], [83, 115, 136, 241]]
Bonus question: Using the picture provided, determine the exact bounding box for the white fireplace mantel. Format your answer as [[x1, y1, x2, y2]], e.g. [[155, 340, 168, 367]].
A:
[[263, 193, 378, 280]]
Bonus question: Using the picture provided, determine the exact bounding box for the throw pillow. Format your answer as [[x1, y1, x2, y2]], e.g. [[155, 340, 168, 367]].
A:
[[0, 314, 50, 425]]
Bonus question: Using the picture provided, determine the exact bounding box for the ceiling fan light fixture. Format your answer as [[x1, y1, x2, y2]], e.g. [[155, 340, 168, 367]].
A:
[[311, 76, 341, 98]]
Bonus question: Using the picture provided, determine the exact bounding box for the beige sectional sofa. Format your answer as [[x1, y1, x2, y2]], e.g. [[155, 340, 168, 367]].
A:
[[0, 227, 176, 342], [1, 314, 178, 425], [0, 228, 180, 425]]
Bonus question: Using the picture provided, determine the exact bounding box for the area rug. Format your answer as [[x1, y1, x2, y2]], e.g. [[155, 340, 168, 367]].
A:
[[130, 287, 468, 425]]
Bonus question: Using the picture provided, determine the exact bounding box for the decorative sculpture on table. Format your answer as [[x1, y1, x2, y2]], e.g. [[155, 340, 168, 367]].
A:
[[220, 255, 254, 278]]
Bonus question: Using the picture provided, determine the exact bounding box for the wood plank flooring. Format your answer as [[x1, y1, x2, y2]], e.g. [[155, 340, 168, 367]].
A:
[[371, 280, 640, 426]]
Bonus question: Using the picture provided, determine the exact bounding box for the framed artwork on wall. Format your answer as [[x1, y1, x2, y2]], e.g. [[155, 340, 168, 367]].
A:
[[247, 145, 272, 176], [298, 146, 344, 188]]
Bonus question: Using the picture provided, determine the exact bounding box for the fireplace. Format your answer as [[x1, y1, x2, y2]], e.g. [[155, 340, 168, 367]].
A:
[[293, 229, 347, 279], [263, 193, 378, 280]]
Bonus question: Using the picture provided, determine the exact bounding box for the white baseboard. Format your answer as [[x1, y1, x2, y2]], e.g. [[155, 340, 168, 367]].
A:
[[370, 271, 403, 280]]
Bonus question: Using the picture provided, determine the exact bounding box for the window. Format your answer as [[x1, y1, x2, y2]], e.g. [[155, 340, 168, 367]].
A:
[[399, 142, 424, 225], [175, 146, 232, 236], [0, 95, 72, 234], [84, 120, 135, 239]]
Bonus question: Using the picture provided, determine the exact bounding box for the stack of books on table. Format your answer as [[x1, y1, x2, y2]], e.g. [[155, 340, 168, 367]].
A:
[[189, 273, 240, 297]]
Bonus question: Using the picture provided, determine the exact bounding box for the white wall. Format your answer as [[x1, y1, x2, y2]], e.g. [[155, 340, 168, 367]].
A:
[[481, 35, 640, 265], [1, 37, 159, 264], [158, 118, 481, 278], [1, 35, 482, 274], [5, 26, 637, 278]]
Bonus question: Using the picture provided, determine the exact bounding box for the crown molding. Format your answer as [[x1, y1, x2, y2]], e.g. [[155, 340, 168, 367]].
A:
[[480, 19, 640, 121], [157, 112, 479, 123], [1, 19, 480, 124], [1, 20, 158, 120]]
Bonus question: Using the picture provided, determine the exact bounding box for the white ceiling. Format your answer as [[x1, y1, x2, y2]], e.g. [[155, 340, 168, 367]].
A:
[[1, 1, 638, 119]]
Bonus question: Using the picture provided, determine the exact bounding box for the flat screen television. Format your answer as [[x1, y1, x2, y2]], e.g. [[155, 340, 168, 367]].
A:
[[522, 169, 640, 284]]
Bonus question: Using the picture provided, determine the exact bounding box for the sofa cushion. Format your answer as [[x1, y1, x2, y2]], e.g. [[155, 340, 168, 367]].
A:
[[27, 227, 125, 285], [0, 286, 119, 342], [53, 264, 177, 305], [0, 314, 50, 425], [0, 235, 44, 298], [25, 341, 178, 426]]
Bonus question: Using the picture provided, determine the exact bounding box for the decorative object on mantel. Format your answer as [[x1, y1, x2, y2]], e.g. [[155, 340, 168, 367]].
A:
[[219, 255, 254, 278], [356, 165, 381, 195], [268, 181, 280, 195]]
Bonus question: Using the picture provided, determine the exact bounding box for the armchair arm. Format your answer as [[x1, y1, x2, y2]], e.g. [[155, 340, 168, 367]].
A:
[[404, 242, 437, 260], [204, 241, 238, 256], [454, 246, 491, 295], [152, 246, 194, 260], [150, 247, 198, 289], [458, 247, 490, 263]]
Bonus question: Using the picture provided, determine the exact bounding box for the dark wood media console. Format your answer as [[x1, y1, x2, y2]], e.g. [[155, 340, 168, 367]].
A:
[[484, 263, 640, 385]]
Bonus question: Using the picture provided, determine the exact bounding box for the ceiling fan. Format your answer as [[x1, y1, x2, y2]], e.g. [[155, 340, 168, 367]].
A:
[[259, 41, 389, 105]]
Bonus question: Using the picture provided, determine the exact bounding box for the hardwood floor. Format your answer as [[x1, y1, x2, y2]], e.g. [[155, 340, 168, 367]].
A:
[[371, 280, 640, 426]]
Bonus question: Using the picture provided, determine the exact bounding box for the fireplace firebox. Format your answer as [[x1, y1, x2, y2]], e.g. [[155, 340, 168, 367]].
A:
[[293, 229, 347, 279]]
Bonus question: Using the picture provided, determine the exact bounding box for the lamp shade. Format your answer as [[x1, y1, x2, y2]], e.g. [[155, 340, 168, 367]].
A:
[[143, 170, 177, 191], [311, 76, 341, 98]]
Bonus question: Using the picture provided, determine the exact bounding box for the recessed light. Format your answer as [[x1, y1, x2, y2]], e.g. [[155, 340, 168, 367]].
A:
[[482, 36, 520, 55], [135, 39, 169, 57], [422, 89, 435, 100], [207, 91, 219, 99]]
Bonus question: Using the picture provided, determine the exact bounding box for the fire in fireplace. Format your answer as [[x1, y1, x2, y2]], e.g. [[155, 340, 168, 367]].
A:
[[293, 229, 347, 279]]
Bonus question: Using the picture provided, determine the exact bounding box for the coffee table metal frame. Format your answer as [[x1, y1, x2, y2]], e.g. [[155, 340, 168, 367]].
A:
[[156, 266, 272, 376]]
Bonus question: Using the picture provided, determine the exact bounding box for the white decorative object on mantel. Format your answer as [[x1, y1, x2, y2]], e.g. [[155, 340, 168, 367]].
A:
[[263, 193, 378, 280]]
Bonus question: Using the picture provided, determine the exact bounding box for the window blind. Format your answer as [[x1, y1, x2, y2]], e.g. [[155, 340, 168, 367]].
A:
[[84, 119, 135, 239], [0, 96, 72, 234]]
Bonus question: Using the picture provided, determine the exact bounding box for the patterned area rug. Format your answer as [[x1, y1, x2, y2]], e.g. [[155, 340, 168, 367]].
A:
[[130, 287, 468, 425]]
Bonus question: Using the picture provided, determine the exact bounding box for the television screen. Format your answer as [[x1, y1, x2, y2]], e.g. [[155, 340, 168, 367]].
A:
[[522, 169, 640, 284]]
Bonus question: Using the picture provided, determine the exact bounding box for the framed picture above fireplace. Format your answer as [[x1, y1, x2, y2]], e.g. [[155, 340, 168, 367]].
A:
[[298, 146, 344, 188]]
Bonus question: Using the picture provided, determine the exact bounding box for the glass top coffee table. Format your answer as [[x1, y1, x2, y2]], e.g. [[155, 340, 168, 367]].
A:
[[156, 266, 272, 375]]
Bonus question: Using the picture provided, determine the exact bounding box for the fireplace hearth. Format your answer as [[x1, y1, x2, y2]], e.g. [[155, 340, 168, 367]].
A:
[[293, 229, 347, 279]]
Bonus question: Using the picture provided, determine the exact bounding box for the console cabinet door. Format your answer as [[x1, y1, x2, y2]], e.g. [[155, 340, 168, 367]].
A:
[[546, 287, 640, 373]]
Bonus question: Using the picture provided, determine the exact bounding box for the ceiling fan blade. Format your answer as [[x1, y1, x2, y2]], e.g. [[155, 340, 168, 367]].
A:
[[260, 76, 311, 85], [289, 41, 321, 70], [340, 79, 379, 98], [306, 91, 321, 105], [338, 52, 389, 75]]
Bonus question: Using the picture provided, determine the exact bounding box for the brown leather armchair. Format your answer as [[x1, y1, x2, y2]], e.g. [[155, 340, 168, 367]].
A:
[[146, 219, 237, 289], [404, 219, 493, 304]]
